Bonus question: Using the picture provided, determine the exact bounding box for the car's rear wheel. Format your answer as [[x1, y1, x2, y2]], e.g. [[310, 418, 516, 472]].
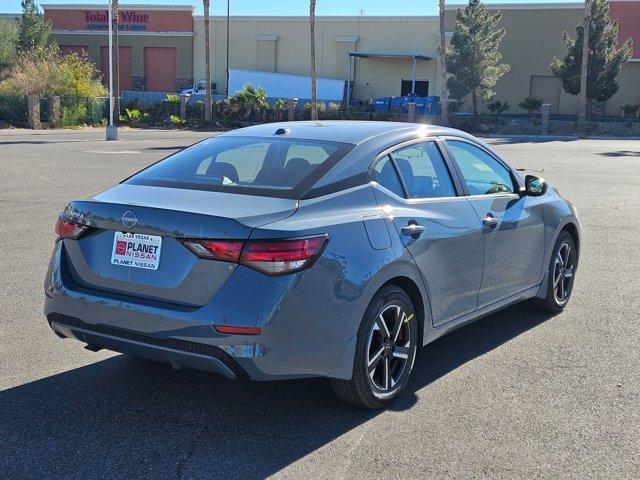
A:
[[330, 285, 418, 409], [535, 231, 577, 312]]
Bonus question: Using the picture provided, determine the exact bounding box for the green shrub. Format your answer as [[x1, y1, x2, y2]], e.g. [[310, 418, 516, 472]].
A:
[[302, 101, 327, 120], [620, 104, 639, 118], [61, 103, 87, 127], [118, 107, 142, 124], [486, 100, 510, 115], [518, 96, 543, 115], [223, 84, 269, 124], [165, 94, 181, 105], [0, 50, 106, 98], [271, 98, 288, 121], [167, 114, 185, 126]]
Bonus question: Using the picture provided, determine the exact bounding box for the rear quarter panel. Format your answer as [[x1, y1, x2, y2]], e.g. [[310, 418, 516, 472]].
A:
[[250, 184, 430, 379]]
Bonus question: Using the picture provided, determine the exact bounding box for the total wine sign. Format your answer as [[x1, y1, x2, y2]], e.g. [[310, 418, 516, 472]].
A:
[[84, 10, 150, 31]]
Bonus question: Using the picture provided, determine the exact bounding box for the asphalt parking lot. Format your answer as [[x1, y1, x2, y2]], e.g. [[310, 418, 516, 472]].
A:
[[0, 128, 638, 479]]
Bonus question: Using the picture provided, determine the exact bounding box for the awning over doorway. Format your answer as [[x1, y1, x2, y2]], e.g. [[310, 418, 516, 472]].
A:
[[345, 52, 433, 103]]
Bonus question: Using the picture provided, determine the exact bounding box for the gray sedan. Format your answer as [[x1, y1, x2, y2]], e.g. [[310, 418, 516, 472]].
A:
[[44, 121, 580, 408]]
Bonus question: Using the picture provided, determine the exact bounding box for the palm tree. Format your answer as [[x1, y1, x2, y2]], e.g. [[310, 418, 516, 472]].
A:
[[578, 0, 591, 136], [309, 0, 318, 121], [112, 0, 120, 120], [204, 0, 212, 122], [439, 0, 448, 126]]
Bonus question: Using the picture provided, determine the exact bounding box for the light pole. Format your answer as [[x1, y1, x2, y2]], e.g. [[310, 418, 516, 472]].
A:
[[106, 0, 118, 140], [225, 0, 230, 95]]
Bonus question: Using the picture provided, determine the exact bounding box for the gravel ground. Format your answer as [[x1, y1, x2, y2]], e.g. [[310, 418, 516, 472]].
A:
[[0, 128, 638, 479]]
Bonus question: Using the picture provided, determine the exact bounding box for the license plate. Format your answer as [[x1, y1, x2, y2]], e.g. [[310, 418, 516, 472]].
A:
[[111, 232, 162, 270]]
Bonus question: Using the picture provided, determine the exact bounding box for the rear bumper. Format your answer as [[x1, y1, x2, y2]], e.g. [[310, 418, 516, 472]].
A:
[[48, 313, 248, 379], [44, 240, 360, 381]]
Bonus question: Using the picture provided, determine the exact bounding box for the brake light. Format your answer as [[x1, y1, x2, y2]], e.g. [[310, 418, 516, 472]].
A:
[[180, 239, 244, 262], [179, 235, 328, 276], [55, 216, 88, 240], [240, 235, 328, 276]]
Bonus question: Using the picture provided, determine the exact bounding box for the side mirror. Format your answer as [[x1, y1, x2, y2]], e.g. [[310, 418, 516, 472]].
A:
[[522, 175, 547, 197]]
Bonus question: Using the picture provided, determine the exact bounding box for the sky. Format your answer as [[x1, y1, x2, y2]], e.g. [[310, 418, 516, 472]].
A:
[[2, 0, 583, 16]]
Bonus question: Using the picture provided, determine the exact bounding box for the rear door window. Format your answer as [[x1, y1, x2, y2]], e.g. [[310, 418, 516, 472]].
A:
[[372, 155, 405, 197], [391, 141, 456, 198]]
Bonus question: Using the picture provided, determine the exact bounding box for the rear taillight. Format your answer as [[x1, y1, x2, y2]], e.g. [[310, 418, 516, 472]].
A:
[[179, 235, 328, 276], [55, 216, 88, 240], [240, 236, 328, 275], [180, 240, 244, 262]]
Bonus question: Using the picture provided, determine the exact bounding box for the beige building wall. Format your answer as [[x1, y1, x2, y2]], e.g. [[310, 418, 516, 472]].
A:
[[190, 6, 638, 114], [445, 3, 638, 116], [193, 16, 441, 100], [606, 62, 640, 115], [445, 4, 583, 114]]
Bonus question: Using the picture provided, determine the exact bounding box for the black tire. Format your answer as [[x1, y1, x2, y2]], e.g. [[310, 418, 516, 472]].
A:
[[533, 231, 577, 313], [330, 285, 418, 409]]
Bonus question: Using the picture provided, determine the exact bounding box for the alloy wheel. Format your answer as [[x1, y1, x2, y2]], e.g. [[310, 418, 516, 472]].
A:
[[366, 304, 413, 393], [553, 241, 574, 305]]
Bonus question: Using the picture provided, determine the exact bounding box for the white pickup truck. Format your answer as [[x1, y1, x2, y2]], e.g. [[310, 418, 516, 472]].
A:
[[178, 80, 218, 95]]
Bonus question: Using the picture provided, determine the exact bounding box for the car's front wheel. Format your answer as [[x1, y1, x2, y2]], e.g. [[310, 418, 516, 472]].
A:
[[534, 230, 577, 312], [330, 285, 418, 409]]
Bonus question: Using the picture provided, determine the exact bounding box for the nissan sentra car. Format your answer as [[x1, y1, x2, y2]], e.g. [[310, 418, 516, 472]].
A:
[[45, 121, 580, 409]]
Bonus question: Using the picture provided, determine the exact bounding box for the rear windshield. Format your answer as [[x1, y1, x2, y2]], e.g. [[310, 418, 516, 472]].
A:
[[125, 136, 354, 198]]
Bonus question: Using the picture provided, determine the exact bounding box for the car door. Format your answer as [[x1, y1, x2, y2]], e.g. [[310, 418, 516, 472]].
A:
[[371, 140, 484, 326], [443, 138, 546, 308]]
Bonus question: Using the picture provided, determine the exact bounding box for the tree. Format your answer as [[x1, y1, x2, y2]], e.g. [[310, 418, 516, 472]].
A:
[[0, 50, 105, 97], [446, 0, 510, 118], [551, 0, 633, 105], [204, 0, 212, 122], [309, 0, 318, 121], [15, 0, 51, 57], [438, 0, 448, 126], [0, 21, 17, 75]]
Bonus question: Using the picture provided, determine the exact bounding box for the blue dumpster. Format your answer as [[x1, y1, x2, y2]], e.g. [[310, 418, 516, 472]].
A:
[[391, 95, 416, 112], [412, 96, 441, 115], [373, 97, 390, 112]]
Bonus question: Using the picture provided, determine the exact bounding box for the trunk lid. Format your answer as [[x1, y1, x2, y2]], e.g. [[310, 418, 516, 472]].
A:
[[61, 184, 297, 307]]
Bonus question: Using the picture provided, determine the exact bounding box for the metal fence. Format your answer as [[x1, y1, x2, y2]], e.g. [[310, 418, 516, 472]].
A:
[[0, 95, 28, 127], [59, 97, 108, 126], [0, 95, 108, 127]]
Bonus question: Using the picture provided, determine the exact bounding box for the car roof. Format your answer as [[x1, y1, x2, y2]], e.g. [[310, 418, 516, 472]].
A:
[[219, 120, 472, 145], [217, 120, 506, 198]]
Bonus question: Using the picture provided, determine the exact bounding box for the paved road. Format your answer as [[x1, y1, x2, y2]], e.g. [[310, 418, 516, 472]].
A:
[[0, 128, 638, 479]]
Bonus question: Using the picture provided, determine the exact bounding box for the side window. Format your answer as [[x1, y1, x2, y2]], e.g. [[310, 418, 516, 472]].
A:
[[392, 141, 456, 198], [446, 140, 515, 195], [372, 155, 404, 197]]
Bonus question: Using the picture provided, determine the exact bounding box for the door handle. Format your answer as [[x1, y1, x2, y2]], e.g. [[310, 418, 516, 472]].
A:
[[482, 213, 501, 228], [401, 222, 425, 237]]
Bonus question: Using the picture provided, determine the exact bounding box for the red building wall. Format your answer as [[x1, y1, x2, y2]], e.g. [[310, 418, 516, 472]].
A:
[[610, 1, 640, 59], [44, 8, 192, 33]]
